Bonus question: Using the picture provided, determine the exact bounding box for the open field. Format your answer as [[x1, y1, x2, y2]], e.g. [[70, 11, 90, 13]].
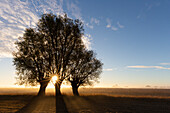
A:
[[0, 88, 170, 113], [1, 88, 170, 98]]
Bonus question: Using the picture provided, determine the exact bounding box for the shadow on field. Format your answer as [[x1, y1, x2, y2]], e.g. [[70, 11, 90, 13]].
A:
[[63, 95, 170, 113], [12, 95, 170, 113], [16, 96, 68, 113], [56, 96, 68, 113]]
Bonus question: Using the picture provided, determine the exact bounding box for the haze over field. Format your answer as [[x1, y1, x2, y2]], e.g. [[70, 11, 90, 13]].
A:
[[1, 88, 170, 99]]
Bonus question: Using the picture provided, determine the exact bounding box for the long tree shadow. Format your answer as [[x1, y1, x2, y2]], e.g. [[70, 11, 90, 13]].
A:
[[16, 95, 68, 113], [56, 96, 68, 113], [16, 96, 38, 113], [63, 95, 170, 113]]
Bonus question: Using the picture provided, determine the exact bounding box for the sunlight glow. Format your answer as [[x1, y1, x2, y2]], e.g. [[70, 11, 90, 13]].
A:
[[51, 76, 58, 84]]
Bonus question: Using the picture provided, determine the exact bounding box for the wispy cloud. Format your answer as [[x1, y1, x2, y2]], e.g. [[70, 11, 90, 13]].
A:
[[90, 18, 99, 25], [103, 68, 119, 71], [160, 63, 170, 65], [103, 68, 113, 71], [67, 1, 81, 20], [127, 65, 170, 70], [82, 34, 92, 50], [146, 2, 160, 10], [0, 0, 95, 57], [137, 2, 160, 19], [117, 21, 124, 28], [106, 24, 111, 28], [0, 0, 64, 58], [84, 18, 100, 29], [106, 18, 124, 31], [106, 18, 118, 31], [66, 1, 95, 30], [111, 26, 118, 31], [106, 18, 112, 28], [85, 23, 94, 29]]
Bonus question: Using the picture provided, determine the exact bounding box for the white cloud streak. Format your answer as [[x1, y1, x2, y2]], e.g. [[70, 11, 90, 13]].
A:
[[67, 1, 81, 20], [127, 65, 170, 70], [82, 34, 92, 50], [0, 0, 94, 57], [106, 19, 124, 31], [106, 18, 118, 31], [103, 68, 113, 71], [85, 23, 94, 29], [0, 0, 64, 58], [160, 63, 170, 65], [66, 1, 94, 30], [111, 26, 118, 31], [117, 21, 124, 28], [137, 2, 160, 19], [106, 24, 111, 28], [103, 68, 119, 71], [106, 18, 112, 28], [90, 18, 99, 25]]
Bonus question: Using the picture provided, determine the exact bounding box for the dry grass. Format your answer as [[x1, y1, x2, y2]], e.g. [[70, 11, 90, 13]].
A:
[[1, 87, 170, 98], [0, 95, 34, 113], [63, 95, 170, 113], [78, 88, 170, 99], [0, 88, 170, 113]]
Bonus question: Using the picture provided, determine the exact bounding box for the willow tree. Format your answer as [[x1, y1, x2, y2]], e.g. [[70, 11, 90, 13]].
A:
[[13, 28, 50, 96], [67, 49, 103, 96], [13, 13, 84, 96]]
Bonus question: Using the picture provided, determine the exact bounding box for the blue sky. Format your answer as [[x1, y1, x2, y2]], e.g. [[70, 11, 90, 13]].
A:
[[1, 0, 170, 88]]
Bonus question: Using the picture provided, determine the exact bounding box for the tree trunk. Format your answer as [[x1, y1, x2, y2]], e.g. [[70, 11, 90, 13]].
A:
[[71, 83, 79, 96], [37, 80, 49, 96], [55, 82, 61, 96]]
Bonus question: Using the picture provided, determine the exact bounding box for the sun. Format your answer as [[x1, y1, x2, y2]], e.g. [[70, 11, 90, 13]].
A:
[[51, 76, 58, 84]]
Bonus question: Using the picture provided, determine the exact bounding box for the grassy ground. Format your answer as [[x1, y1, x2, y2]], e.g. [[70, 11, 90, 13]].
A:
[[0, 95, 34, 113], [64, 95, 170, 113], [0, 88, 170, 113]]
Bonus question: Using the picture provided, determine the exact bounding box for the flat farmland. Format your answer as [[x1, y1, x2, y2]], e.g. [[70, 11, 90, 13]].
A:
[[0, 88, 170, 113]]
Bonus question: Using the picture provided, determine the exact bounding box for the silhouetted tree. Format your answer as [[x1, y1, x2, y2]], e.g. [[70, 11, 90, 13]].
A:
[[67, 49, 103, 96], [13, 13, 84, 96], [13, 28, 51, 96]]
